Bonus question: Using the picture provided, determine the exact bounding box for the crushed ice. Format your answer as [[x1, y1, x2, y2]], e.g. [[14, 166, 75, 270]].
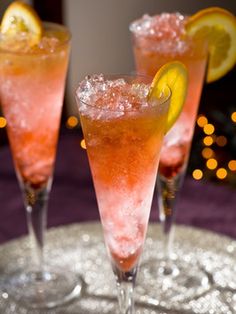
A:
[[0, 31, 60, 53], [76, 74, 151, 119], [130, 13, 191, 54], [130, 13, 186, 39]]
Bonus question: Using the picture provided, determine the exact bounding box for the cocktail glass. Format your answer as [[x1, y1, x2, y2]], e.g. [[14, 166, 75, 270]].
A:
[[130, 13, 210, 302], [0, 23, 81, 308], [76, 74, 171, 313]]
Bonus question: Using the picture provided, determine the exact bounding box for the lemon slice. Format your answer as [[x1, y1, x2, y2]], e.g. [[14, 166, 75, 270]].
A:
[[185, 7, 236, 83], [0, 1, 42, 46], [148, 61, 188, 133]]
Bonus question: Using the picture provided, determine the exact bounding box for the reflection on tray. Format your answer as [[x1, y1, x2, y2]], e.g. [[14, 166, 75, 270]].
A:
[[0, 223, 236, 313]]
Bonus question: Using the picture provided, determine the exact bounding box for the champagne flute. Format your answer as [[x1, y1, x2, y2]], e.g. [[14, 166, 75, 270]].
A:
[[130, 12, 210, 302], [76, 74, 171, 313], [0, 21, 81, 308]]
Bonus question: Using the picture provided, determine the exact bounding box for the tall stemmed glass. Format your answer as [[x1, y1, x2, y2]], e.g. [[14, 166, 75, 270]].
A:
[[0, 22, 80, 308], [130, 13, 210, 302], [76, 74, 171, 313]]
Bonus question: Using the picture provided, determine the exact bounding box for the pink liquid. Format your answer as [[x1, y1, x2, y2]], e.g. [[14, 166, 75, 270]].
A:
[[77, 75, 169, 271], [159, 114, 193, 178], [0, 23, 70, 188], [130, 13, 208, 178]]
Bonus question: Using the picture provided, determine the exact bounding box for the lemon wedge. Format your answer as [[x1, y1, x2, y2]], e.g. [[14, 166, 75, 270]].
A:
[[0, 1, 42, 46], [185, 7, 236, 83], [148, 61, 188, 133]]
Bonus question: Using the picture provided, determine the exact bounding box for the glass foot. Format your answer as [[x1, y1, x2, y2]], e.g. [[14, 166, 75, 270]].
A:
[[138, 256, 210, 307], [3, 268, 82, 309]]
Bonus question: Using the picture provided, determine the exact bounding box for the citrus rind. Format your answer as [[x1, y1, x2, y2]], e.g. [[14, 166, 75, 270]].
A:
[[148, 61, 188, 133], [185, 7, 236, 83], [1, 1, 42, 46]]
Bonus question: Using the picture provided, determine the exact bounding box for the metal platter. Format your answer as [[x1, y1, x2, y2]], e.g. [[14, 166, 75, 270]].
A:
[[0, 222, 236, 313]]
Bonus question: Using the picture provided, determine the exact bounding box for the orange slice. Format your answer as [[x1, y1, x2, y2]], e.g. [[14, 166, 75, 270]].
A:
[[0, 1, 42, 46], [148, 61, 188, 133], [185, 7, 236, 83]]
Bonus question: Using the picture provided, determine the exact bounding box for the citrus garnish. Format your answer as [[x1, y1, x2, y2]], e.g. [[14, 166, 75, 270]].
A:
[[0, 1, 42, 46], [185, 7, 236, 83], [148, 61, 188, 133]]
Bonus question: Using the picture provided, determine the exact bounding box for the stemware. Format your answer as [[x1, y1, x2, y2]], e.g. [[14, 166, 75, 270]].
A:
[[0, 22, 81, 308], [76, 74, 171, 313], [130, 13, 210, 302]]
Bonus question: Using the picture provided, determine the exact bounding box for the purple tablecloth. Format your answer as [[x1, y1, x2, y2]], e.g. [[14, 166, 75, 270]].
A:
[[0, 129, 235, 244]]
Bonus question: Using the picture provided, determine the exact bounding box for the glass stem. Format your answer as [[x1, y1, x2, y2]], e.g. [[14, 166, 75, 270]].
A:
[[157, 171, 185, 261], [113, 265, 137, 314], [21, 180, 52, 275]]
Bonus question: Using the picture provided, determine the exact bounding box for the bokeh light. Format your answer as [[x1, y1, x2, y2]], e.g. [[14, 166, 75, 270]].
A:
[[197, 115, 208, 128], [206, 158, 218, 170], [203, 123, 215, 135], [0, 117, 7, 128], [80, 139, 86, 149], [228, 160, 236, 171], [203, 136, 214, 146], [216, 136, 227, 147], [66, 115, 79, 129], [192, 169, 203, 180], [202, 147, 214, 159], [216, 168, 227, 180], [231, 112, 236, 123]]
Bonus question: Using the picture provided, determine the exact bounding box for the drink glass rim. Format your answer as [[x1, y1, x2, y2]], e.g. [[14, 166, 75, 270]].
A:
[[0, 21, 71, 56], [76, 73, 171, 113]]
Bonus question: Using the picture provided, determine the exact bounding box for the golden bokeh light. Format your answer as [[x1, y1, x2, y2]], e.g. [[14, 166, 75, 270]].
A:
[[231, 112, 236, 123], [216, 135, 227, 147], [228, 160, 236, 171], [203, 136, 214, 146], [0, 117, 7, 128], [197, 115, 208, 128], [192, 169, 203, 180], [66, 116, 79, 129], [80, 139, 87, 150], [202, 147, 214, 159], [203, 123, 215, 135], [216, 168, 227, 179], [206, 158, 218, 170]]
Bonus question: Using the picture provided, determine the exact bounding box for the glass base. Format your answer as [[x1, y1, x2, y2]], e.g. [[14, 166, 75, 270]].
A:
[[3, 269, 82, 309], [138, 255, 210, 307]]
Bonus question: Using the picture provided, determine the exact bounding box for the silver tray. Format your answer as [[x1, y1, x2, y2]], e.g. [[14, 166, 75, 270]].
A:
[[0, 222, 236, 314]]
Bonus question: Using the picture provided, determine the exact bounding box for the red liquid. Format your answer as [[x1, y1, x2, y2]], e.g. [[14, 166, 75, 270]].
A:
[[131, 14, 208, 178], [0, 24, 70, 187], [78, 77, 169, 271]]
